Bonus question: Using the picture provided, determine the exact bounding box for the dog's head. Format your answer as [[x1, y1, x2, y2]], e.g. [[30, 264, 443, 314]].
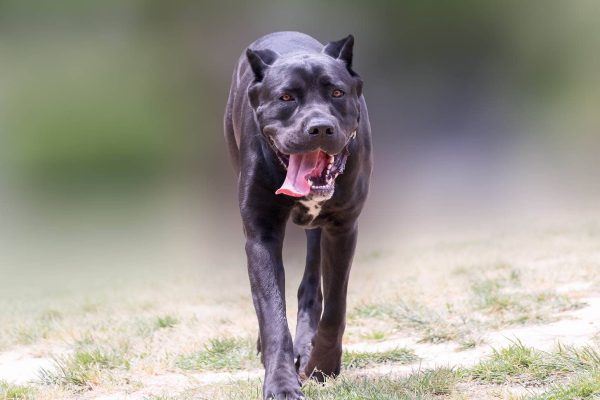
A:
[[246, 35, 363, 200]]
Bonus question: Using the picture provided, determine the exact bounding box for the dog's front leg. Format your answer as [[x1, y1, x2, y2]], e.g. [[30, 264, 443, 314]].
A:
[[244, 209, 303, 400], [305, 222, 358, 381]]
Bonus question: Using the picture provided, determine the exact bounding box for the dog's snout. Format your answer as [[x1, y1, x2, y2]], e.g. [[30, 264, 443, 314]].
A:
[[306, 120, 335, 136]]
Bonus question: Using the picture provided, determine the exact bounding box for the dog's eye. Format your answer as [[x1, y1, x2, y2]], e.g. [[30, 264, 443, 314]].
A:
[[332, 89, 345, 98], [280, 93, 294, 102]]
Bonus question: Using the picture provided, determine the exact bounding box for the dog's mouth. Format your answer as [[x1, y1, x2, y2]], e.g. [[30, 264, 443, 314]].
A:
[[270, 138, 351, 199]]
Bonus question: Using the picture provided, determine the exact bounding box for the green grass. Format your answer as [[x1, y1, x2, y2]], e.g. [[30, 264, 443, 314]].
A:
[[1, 218, 598, 399], [401, 368, 459, 397], [14, 322, 51, 346], [418, 323, 462, 344], [470, 341, 600, 385], [0, 381, 35, 400], [349, 300, 464, 344], [350, 301, 421, 322], [175, 337, 260, 371], [304, 370, 458, 399], [342, 347, 418, 369], [526, 372, 600, 399], [554, 345, 600, 371], [456, 337, 482, 351], [155, 315, 178, 329], [212, 367, 459, 400], [360, 330, 387, 341], [470, 273, 582, 326], [471, 277, 517, 312], [349, 271, 583, 351], [39, 348, 130, 389], [148, 346, 600, 400], [470, 341, 564, 384], [135, 314, 179, 336]]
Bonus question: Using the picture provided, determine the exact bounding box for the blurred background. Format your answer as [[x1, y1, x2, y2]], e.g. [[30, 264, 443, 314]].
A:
[[1, 0, 599, 295]]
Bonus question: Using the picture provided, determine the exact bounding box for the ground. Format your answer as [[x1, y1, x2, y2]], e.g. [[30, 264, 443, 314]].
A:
[[1, 212, 600, 399]]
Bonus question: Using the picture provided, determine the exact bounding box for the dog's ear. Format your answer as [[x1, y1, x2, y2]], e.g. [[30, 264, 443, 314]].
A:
[[246, 48, 278, 82], [323, 35, 357, 76]]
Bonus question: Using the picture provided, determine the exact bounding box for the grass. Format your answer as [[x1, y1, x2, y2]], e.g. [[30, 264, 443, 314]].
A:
[[401, 368, 459, 397], [470, 341, 600, 386], [359, 330, 387, 341], [470, 341, 559, 384], [456, 337, 483, 351], [525, 372, 600, 399], [209, 367, 460, 400], [468, 268, 585, 330], [0, 381, 35, 400], [348, 264, 586, 351], [350, 301, 421, 322], [135, 314, 180, 337], [349, 300, 465, 344], [155, 315, 178, 329], [175, 337, 260, 371], [342, 347, 418, 369], [471, 277, 518, 312], [39, 348, 130, 389], [304, 369, 459, 399], [1, 217, 599, 398]]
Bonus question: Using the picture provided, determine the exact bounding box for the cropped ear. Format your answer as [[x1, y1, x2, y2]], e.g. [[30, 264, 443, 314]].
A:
[[323, 34, 357, 76], [248, 83, 261, 109], [246, 48, 278, 82]]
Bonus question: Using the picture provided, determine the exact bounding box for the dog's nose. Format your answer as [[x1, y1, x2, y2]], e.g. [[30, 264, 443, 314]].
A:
[[306, 120, 335, 136]]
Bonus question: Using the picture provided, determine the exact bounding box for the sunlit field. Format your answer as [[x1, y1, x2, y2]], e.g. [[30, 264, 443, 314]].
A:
[[2, 210, 599, 399]]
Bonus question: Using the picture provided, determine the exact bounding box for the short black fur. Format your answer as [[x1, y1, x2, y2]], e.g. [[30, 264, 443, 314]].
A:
[[224, 31, 373, 400]]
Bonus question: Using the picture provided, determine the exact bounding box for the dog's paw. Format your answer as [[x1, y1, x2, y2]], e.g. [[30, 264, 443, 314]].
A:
[[265, 390, 305, 400], [264, 386, 304, 400], [294, 342, 313, 380], [264, 369, 303, 400], [304, 344, 342, 382]]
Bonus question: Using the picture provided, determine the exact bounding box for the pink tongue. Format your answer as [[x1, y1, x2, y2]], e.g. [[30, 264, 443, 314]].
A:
[[275, 151, 320, 197]]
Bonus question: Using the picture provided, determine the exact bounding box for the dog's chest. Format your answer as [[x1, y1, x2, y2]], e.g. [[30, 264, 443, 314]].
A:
[[291, 199, 326, 226]]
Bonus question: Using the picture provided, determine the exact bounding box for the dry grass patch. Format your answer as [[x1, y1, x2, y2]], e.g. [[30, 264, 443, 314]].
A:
[[39, 347, 130, 390], [525, 372, 600, 399], [343, 347, 418, 369], [207, 367, 460, 399], [175, 337, 260, 371], [349, 300, 467, 344], [0, 381, 35, 400], [469, 341, 600, 386]]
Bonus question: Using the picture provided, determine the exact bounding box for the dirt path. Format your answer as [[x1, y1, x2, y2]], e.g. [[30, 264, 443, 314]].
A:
[[0, 346, 55, 385], [347, 296, 600, 371]]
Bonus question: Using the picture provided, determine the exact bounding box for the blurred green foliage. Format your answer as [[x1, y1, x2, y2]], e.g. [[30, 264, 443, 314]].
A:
[[3, 44, 181, 189], [0, 0, 598, 199]]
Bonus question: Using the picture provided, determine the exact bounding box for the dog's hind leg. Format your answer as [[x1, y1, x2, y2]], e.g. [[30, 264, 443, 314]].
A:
[[294, 228, 323, 378]]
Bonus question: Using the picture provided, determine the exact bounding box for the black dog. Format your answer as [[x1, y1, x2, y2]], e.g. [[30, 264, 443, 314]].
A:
[[224, 31, 372, 400]]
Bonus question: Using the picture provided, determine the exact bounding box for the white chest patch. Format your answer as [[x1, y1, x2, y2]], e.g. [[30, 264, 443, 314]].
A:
[[299, 199, 323, 220]]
